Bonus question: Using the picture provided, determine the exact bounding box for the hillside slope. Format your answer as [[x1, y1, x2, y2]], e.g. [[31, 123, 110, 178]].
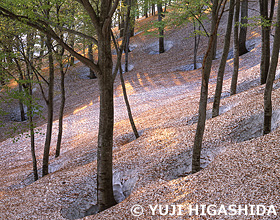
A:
[[1, 1, 280, 219]]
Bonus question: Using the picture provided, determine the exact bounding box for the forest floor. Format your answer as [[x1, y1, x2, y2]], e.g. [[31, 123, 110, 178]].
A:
[[1, 1, 280, 219]]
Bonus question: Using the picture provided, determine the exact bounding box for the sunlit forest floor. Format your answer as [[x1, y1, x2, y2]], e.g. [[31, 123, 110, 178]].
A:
[[1, 1, 280, 219]]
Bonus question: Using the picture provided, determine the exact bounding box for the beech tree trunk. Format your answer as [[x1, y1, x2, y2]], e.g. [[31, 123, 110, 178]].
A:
[[193, 22, 201, 70], [42, 35, 54, 176], [230, 0, 240, 95], [158, 3, 164, 54], [239, 0, 248, 56], [120, 65, 139, 138], [55, 61, 66, 158], [88, 43, 97, 79], [18, 83, 26, 121], [152, 4, 155, 16], [212, 0, 235, 118], [192, 0, 224, 173], [211, 2, 218, 60], [125, 0, 131, 72], [28, 90, 38, 181], [259, 0, 275, 84], [263, 0, 280, 135], [96, 27, 117, 212], [112, 0, 139, 140]]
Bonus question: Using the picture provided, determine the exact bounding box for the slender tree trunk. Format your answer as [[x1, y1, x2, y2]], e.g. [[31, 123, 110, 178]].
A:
[[212, 0, 235, 117], [158, 3, 164, 54], [129, 0, 135, 37], [119, 64, 139, 138], [38, 34, 45, 69], [152, 4, 155, 16], [28, 93, 38, 181], [120, 1, 125, 38], [239, 0, 248, 56], [144, 3, 148, 18], [230, 0, 240, 95], [263, 0, 280, 135], [16, 59, 27, 121], [125, 26, 130, 72], [26, 61, 38, 181], [69, 36, 75, 66], [260, 0, 275, 84], [19, 83, 26, 121], [192, 0, 224, 173], [55, 62, 66, 158], [42, 35, 54, 176], [193, 22, 201, 70], [125, 0, 131, 72], [211, 2, 218, 60], [88, 43, 97, 79]]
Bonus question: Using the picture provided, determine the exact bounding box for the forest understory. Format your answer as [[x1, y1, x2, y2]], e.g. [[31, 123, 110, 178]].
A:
[[1, 1, 280, 219]]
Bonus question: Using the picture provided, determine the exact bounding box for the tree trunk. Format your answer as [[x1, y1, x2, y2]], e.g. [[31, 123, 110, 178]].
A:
[[192, 0, 222, 173], [193, 22, 201, 70], [144, 4, 148, 18], [42, 35, 54, 176], [129, 0, 135, 37], [119, 64, 139, 138], [212, 0, 235, 118], [69, 36, 75, 66], [18, 83, 26, 121], [26, 56, 38, 181], [239, 0, 248, 56], [263, 0, 280, 135], [38, 34, 45, 69], [119, 1, 125, 38], [97, 29, 117, 211], [152, 4, 155, 16], [88, 43, 97, 79], [55, 61, 66, 158], [14, 57, 26, 121], [125, 0, 131, 72], [211, 1, 218, 60], [28, 92, 38, 181], [158, 3, 164, 54], [125, 27, 130, 72], [230, 0, 240, 95], [259, 0, 275, 84]]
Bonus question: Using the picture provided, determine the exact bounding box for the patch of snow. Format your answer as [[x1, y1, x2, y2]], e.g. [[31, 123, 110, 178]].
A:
[[144, 41, 173, 54], [176, 63, 202, 71]]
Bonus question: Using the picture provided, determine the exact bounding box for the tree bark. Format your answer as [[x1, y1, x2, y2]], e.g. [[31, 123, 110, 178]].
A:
[[28, 87, 38, 181], [152, 4, 155, 16], [55, 61, 66, 158], [193, 22, 201, 70], [230, 0, 240, 95], [239, 0, 248, 56], [192, 0, 225, 173], [18, 83, 26, 121], [211, 1, 218, 60], [125, 0, 131, 72], [158, 3, 164, 54], [263, 0, 280, 135], [96, 28, 117, 212], [42, 35, 54, 176], [26, 60, 38, 181], [212, 0, 235, 118], [120, 64, 139, 138], [259, 0, 275, 84], [88, 43, 97, 79]]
